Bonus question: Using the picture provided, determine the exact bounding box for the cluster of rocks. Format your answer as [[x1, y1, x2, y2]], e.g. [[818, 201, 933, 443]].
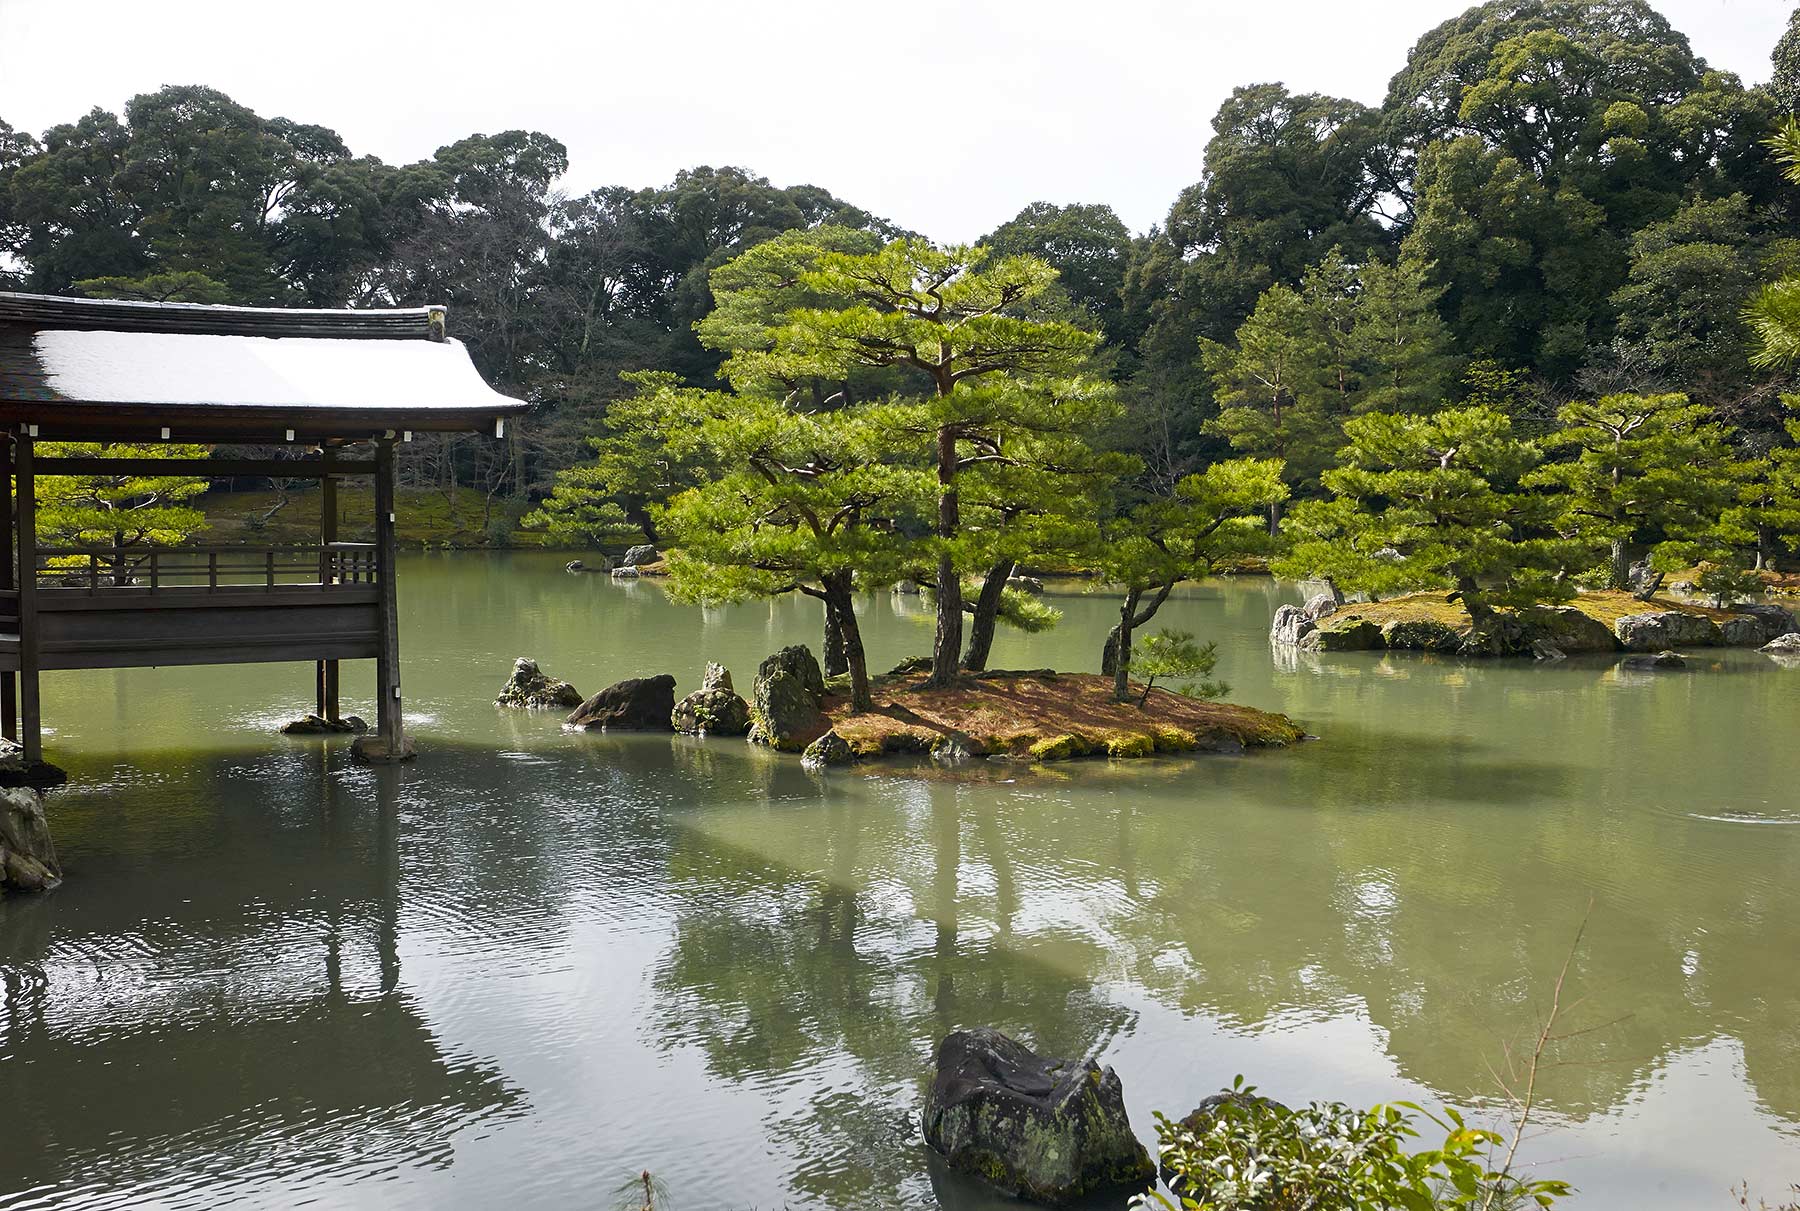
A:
[[1272, 596, 1800, 663], [609, 544, 659, 580], [492, 653, 789, 739], [1, 785, 60, 893]]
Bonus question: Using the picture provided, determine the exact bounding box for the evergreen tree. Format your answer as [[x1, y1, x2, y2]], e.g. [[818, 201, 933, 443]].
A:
[[1275, 408, 1572, 627], [1526, 393, 1744, 589], [32, 443, 211, 583], [1202, 284, 1344, 531], [1348, 254, 1460, 415]]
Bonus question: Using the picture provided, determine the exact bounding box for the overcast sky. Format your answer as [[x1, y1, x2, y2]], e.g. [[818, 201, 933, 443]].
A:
[[0, 0, 1791, 241]]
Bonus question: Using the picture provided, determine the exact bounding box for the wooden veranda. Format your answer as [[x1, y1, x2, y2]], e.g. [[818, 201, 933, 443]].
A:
[[0, 292, 529, 766]]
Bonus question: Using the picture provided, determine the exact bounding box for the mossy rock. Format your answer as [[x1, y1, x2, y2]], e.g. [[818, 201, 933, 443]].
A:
[[1310, 618, 1384, 651], [1151, 726, 1199, 753], [1029, 733, 1095, 761], [1103, 732, 1155, 758], [1379, 618, 1462, 652]]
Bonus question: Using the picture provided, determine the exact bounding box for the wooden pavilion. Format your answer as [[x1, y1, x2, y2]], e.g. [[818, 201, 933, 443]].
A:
[[0, 292, 529, 766]]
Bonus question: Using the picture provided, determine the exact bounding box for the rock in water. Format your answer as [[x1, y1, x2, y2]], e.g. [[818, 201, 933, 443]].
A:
[[280, 714, 369, 735], [566, 675, 677, 730], [1759, 632, 1800, 656], [701, 662, 733, 692], [1622, 651, 1687, 671], [621, 544, 659, 568], [749, 646, 829, 752], [1614, 611, 1722, 651], [1380, 618, 1462, 652], [671, 687, 752, 736], [922, 1028, 1154, 1205], [1518, 605, 1619, 653], [1, 786, 61, 892], [801, 729, 853, 768], [496, 657, 584, 710], [1725, 603, 1798, 647], [1269, 604, 1315, 646]]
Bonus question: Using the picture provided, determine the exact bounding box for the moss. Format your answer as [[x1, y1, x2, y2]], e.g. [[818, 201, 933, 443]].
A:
[[1030, 733, 1093, 761], [1151, 725, 1199, 752], [1103, 732, 1154, 758]]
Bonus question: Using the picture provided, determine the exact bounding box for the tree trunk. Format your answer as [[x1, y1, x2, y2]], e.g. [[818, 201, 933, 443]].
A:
[[824, 572, 871, 712], [624, 500, 659, 545], [929, 425, 963, 689], [1458, 577, 1495, 628], [1609, 538, 1630, 592], [822, 589, 849, 677], [961, 558, 1015, 672], [1268, 498, 1283, 537], [1102, 579, 1177, 678], [1112, 588, 1141, 702]]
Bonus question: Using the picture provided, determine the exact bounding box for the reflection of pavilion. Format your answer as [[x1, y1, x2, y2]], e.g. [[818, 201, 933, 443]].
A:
[[0, 756, 520, 1199]]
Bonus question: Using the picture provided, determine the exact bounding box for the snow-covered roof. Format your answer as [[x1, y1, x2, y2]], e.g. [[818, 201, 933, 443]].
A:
[[0, 292, 528, 436]]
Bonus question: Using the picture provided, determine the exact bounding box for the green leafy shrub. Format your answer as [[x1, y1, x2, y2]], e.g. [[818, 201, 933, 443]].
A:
[[1136, 1078, 1571, 1211]]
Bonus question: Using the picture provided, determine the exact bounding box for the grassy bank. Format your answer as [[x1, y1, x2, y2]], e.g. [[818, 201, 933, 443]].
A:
[[821, 670, 1303, 763]]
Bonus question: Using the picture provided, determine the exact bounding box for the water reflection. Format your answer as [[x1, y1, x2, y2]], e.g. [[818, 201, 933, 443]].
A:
[[1, 556, 1796, 1209]]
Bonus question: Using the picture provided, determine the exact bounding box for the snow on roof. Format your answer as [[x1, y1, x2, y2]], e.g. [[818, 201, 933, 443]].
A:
[[26, 328, 522, 413]]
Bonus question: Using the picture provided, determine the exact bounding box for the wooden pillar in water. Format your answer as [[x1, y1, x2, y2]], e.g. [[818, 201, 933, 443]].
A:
[[2, 435, 15, 743], [16, 431, 40, 764], [315, 448, 340, 721], [372, 438, 406, 757]]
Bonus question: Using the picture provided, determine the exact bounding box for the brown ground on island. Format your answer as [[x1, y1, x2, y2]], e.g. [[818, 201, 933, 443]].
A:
[[820, 670, 1302, 762]]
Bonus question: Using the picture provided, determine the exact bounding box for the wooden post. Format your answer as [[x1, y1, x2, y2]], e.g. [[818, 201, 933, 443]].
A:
[[17, 431, 41, 764], [1, 435, 14, 743], [317, 452, 340, 721], [372, 438, 407, 758]]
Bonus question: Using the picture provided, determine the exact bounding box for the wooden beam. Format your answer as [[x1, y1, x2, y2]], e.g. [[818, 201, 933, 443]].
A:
[[373, 439, 405, 755], [319, 449, 340, 721], [1, 436, 13, 742], [34, 457, 376, 478], [16, 432, 40, 763]]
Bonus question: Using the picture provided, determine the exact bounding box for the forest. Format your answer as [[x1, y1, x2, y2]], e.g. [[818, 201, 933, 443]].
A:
[[9, 0, 1800, 701]]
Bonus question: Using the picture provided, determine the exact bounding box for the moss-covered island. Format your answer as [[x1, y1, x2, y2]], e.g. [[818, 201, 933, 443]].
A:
[[812, 668, 1303, 765], [1285, 589, 1796, 656]]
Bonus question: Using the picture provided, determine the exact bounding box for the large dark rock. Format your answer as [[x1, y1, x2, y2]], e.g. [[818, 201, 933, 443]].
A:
[[1, 787, 61, 892], [801, 729, 854, 768], [496, 657, 584, 710], [280, 714, 368, 735], [671, 687, 751, 736], [0, 739, 67, 790], [1518, 605, 1619, 653], [1457, 614, 1532, 657], [1724, 603, 1798, 647], [922, 1028, 1155, 1205], [566, 675, 677, 730], [749, 646, 829, 752], [1622, 651, 1687, 671], [622, 543, 659, 568], [1614, 611, 1721, 651]]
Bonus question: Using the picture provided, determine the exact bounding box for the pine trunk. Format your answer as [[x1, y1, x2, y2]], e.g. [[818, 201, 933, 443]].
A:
[[961, 559, 1015, 672], [928, 425, 963, 689], [1112, 589, 1140, 702], [824, 573, 871, 712]]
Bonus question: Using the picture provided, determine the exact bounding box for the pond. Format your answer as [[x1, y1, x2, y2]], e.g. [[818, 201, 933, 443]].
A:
[[2, 552, 1796, 1210]]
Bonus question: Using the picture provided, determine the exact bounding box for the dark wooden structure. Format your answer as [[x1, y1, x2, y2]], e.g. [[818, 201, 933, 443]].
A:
[[0, 292, 529, 764]]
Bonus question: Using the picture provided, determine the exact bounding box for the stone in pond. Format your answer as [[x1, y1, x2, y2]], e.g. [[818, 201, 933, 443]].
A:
[[280, 714, 369, 735], [1, 786, 61, 892], [749, 646, 829, 752], [922, 1027, 1155, 1205], [566, 675, 677, 731], [1614, 611, 1720, 651], [1621, 651, 1687, 671], [1759, 632, 1800, 656], [621, 544, 659, 568], [495, 657, 584, 710], [801, 729, 853, 768], [670, 687, 751, 736]]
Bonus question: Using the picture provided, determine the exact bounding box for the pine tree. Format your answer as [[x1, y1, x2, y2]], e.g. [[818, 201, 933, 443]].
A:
[[1349, 254, 1460, 415]]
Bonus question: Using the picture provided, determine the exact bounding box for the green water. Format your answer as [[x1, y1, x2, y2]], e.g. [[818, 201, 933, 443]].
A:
[[1, 552, 1796, 1209]]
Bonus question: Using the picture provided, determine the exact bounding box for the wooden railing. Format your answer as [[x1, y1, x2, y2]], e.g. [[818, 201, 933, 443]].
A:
[[28, 543, 378, 592]]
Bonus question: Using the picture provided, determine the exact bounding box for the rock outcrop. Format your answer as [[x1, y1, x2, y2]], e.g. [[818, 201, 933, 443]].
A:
[[922, 1028, 1155, 1205], [1759, 632, 1800, 656], [701, 661, 733, 692], [1723, 603, 1798, 646], [749, 646, 830, 752], [671, 688, 751, 736], [566, 675, 677, 730], [1615, 611, 1722, 651], [1270, 594, 1340, 646], [495, 657, 584, 710], [1, 786, 61, 892], [1380, 618, 1461, 653], [801, 729, 853, 768], [279, 714, 368, 735], [621, 544, 658, 568], [1517, 605, 1619, 653]]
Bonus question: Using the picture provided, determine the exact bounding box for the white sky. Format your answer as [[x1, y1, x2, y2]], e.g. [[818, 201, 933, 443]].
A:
[[0, 0, 1791, 242]]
